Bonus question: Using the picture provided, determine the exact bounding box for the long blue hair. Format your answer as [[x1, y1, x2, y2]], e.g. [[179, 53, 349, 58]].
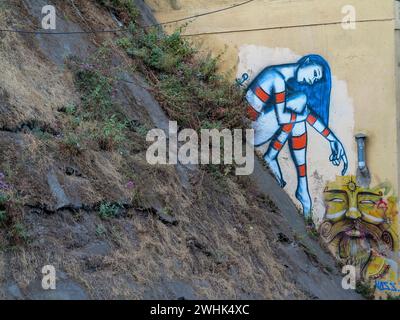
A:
[[287, 54, 332, 126]]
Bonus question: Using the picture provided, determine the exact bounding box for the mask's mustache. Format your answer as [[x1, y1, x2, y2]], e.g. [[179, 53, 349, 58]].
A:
[[319, 219, 385, 244]]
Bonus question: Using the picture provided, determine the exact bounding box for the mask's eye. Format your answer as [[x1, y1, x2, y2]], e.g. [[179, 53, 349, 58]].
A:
[[314, 70, 318, 77], [329, 198, 345, 203], [359, 200, 375, 205]]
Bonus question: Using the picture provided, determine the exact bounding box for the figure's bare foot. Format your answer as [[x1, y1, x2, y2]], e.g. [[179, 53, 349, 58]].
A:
[[296, 185, 312, 218]]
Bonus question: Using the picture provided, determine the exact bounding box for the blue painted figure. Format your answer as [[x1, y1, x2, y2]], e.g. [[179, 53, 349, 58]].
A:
[[245, 55, 348, 218]]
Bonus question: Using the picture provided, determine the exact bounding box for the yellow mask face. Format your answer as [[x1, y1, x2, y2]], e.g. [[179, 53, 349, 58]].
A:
[[323, 176, 390, 225], [320, 176, 399, 286]]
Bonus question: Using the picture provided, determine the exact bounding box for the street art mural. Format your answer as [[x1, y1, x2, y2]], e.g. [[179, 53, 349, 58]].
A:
[[244, 55, 348, 218], [320, 176, 399, 289]]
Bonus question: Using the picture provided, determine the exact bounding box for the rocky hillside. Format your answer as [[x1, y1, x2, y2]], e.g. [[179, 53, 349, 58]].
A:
[[0, 0, 360, 300]]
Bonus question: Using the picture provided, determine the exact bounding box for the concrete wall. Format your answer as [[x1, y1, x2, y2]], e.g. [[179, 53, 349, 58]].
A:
[[147, 0, 400, 296]]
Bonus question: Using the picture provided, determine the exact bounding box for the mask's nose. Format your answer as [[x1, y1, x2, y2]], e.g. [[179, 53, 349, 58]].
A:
[[346, 207, 362, 220]]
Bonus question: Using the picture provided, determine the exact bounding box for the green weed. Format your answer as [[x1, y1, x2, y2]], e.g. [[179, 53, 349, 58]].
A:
[[97, 115, 128, 151], [99, 202, 120, 220], [356, 281, 375, 300]]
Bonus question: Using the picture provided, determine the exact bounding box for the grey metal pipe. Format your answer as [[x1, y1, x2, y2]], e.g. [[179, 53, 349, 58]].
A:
[[355, 133, 371, 187]]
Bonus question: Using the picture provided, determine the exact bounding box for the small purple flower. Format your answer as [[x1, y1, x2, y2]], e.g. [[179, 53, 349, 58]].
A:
[[0, 172, 9, 190], [126, 181, 135, 190], [80, 63, 94, 71]]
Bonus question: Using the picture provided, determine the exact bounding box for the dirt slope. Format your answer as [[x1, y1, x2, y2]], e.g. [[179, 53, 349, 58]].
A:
[[0, 0, 360, 300]]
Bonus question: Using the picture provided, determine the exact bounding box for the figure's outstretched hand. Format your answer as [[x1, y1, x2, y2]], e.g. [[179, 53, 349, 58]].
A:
[[329, 139, 348, 176]]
